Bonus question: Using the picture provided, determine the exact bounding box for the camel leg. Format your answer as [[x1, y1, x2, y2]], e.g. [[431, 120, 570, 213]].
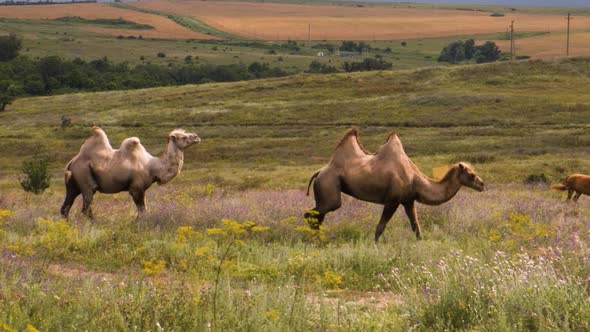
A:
[[60, 185, 81, 218], [573, 192, 582, 203], [130, 190, 146, 216], [403, 201, 422, 240], [566, 189, 574, 202], [374, 201, 400, 243], [81, 189, 96, 219], [304, 175, 342, 229]]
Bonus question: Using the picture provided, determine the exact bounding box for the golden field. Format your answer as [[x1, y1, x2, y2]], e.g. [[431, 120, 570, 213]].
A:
[[0, 3, 216, 39], [131, 0, 590, 41], [493, 31, 590, 59]]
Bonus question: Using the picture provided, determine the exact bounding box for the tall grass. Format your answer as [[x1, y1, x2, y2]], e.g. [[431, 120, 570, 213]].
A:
[[0, 183, 589, 330]]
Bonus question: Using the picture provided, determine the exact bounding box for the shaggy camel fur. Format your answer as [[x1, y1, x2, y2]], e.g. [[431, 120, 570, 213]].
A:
[[305, 128, 485, 242], [60, 127, 200, 218], [552, 174, 590, 202]]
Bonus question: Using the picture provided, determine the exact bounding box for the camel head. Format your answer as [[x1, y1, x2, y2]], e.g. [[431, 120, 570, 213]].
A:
[[168, 129, 201, 150], [457, 162, 485, 192]]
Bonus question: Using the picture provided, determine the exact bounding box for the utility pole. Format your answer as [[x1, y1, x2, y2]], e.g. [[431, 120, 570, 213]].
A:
[[308, 23, 311, 48], [509, 20, 515, 60], [566, 13, 572, 56]]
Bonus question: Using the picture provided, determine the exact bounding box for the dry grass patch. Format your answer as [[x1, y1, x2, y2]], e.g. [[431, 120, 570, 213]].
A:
[[493, 31, 590, 59]]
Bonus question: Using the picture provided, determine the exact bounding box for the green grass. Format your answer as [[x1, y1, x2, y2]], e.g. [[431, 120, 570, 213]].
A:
[[53, 16, 154, 30], [2, 57, 590, 188]]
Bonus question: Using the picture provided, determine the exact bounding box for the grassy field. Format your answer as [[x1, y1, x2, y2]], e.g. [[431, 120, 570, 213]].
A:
[[2, 57, 590, 184], [2, 35, 590, 330]]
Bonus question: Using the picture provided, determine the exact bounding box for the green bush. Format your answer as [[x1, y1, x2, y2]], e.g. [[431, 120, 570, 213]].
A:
[[19, 153, 51, 194]]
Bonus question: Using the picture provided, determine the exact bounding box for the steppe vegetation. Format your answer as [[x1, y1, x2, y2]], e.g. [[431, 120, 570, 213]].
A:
[[1, 57, 590, 330]]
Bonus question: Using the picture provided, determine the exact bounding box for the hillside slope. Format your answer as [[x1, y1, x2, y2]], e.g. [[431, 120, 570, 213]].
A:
[[1, 57, 590, 187]]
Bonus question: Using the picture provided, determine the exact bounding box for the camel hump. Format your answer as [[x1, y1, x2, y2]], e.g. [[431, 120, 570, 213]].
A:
[[121, 137, 141, 148], [90, 126, 108, 140], [119, 137, 145, 156], [332, 128, 371, 160], [79, 126, 113, 154], [335, 128, 358, 146], [376, 131, 407, 158]]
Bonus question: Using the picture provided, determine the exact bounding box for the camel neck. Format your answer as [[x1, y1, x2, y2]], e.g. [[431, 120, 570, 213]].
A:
[[414, 166, 462, 206], [154, 140, 184, 184]]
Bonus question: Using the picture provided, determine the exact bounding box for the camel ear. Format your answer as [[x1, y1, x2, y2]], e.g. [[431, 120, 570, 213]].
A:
[[458, 162, 465, 171]]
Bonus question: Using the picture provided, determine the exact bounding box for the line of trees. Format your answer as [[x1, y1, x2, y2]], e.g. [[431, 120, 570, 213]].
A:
[[438, 39, 502, 64], [0, 35, 293, 110], [0, 56, 290, 97]]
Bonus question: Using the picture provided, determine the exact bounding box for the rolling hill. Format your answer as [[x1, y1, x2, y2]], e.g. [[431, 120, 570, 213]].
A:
[[1, 57, 590, 188]]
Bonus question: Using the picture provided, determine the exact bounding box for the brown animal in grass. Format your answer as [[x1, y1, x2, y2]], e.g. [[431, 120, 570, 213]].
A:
[[551, 174, 590, 202], [60, 126, 200, 218], [304, 129, 485, 242]]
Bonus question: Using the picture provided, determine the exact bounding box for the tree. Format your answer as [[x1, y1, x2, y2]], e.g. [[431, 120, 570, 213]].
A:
[[340, 41, 358, 52], [438, 39, 500, 64], [20, 153, 51, 194], [464, 39, 476, 60], [307, 60, 338, 74], [0, 33, 22, 61], [474, 41, 501, 63], [438, 41, 465, 63], [0, 94, 13, 112]]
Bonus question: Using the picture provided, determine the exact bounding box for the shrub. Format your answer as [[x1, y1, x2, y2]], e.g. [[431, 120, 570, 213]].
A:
[[60, 115, 71, 129], [0, 93, 13, 112], [524, 173, 548, 184], [157, 52, 166, 58], [306, 60, 338, 74], [20, 153, 51, 194], [339, 40, 371, 54], [0, 33, 22, 61], [343, 58, 392, 72]]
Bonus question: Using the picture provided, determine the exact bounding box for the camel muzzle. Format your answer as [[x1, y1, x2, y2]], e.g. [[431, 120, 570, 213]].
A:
[[190, 134, 201, 144]]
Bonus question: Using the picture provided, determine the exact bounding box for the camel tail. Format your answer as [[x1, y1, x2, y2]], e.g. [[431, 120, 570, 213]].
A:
[[64, 162, 73, 184], [551, 183, 568, 191], [306, 171, 321, 196], [551, 176, 570, 191]]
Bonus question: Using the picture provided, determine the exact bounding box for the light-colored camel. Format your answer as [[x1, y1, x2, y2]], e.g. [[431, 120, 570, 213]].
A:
[[60, 126, 200, 218], [552, 174, 590, 202], [304, 128, 485, 242]]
